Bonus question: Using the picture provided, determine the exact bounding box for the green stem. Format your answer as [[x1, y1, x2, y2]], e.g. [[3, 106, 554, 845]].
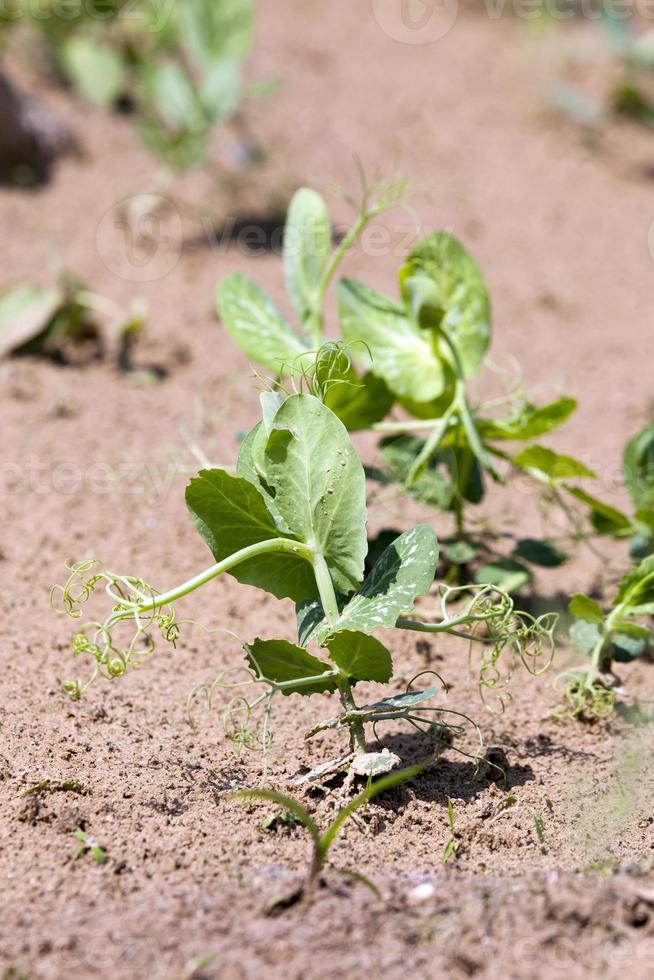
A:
[[114, 538, 315, 616], [337, 678, 367, 756], [304, 209, 375, 344], [312, 552, 340, 626]]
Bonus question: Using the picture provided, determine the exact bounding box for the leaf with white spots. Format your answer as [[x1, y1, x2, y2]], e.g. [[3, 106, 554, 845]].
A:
[[307, 525, 439, 643]]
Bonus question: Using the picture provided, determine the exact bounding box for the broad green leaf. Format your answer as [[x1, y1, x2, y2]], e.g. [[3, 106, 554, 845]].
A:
[[325, 631, 392, 684], [379, 436, 484, 509], [138, 60, 204, 130], [477, 398, 577, 442], [513, 446, 596, 482], [200, 57, 243, 122], [315, 526, 439, 642], [612, 633, 649, 663], [474, 560, 531, 593], [338, 278, 446, 402], [570, 619, 602, 655], [399, 232, 491, 379], [564, 485, 633, 537], [0, 283, 62, 357], [569, 593, 604, 625], [263, 394, 367, 594], [378, 435, 455, 509], [296, 596, 332, 648], [60, 36, 125, 108], [442, 539, 480, 565], [217, 274, 308, 373], [186, 468, 317, 602], [614, 554, 654, 612], [179, 0, 253, 67], [512, 538, 567, 568], [283, 189, 332, 328], [624, 420, 654, 510], [245, 638, 336, 695]]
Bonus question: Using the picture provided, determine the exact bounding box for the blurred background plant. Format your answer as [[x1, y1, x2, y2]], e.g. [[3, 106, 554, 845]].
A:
[[0, 0, 268, 174]]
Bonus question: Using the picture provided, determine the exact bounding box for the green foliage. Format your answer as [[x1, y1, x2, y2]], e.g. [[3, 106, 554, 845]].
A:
[[54, 387, 554, 772], [0, 274, 145, 367], [4, 0, 257, 170], [563, 555, 654, 718], [215, 182, 604, 591]]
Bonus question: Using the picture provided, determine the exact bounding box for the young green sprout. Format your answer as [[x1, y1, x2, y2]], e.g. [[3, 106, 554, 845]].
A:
[[233, 763, 427, 902], [53, 387, 556, 777], [217, 180, 620, 591], [561, 555, 654, 720]]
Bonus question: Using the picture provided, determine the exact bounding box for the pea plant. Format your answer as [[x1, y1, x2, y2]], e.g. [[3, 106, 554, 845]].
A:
[[562, 555, 654, 719], [53, 388, 555, 779], [0, 271, 146, 371], [217, 183, 616, 589], [2, 0, 259, 171]]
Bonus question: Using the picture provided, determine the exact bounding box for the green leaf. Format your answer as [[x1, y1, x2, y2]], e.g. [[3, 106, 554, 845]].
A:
[[563, 485, 633, 537], [512, 538, 567, 568], [570, 619, 602, 655], [477, 398, 577, 441], [317, 526, 438, 641], [398, 232, 491, 380], [283, 189, 332, 328], [262, 394, 367, 594], [612, 633, 649, 663], [442, 539, 480, 565], [338, 278, 446, 402], [569, 593, 604, 625], [245, 638, 336, 696], [513, 446, 596, 482], [614, 554, 654, 612], [474, 560, 531, 593], [178, 0, 253, 68], [624, 420, 654, 511], [186, 468, 317, 602], [0, 283, 62, 357], [217, 274, 308, 373], [60, 37, 125, 108], [311, 344, 393, 430], [200, 57, 243, 122], [325, 631, 392, 684], [378, 435, 456, 509]]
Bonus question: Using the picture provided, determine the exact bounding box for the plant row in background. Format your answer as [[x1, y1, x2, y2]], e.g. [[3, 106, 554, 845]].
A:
[[0, 0, 262, 171]]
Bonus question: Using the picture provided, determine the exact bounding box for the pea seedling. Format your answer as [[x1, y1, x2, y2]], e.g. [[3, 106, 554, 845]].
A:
[[218, 182, 616, 590], [562, 555, 654, 719], [53, 387, 555, 778], [0, 272, 146, 372]]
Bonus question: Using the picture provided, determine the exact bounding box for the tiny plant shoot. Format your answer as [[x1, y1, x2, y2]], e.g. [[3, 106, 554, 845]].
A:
[[217, 180, 620, 590], [53, 382, 555, 777], [562, 555, 654, 719]]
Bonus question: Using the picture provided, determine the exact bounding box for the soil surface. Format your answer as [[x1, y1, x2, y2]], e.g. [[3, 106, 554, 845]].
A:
[[2, 4, 654, 979]]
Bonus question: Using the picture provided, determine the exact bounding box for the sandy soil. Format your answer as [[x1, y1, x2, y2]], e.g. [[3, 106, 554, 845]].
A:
[[1, 3, 654, 978]]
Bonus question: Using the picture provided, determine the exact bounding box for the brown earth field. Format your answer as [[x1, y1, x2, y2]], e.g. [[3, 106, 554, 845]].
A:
[[2, 3, 654, 978]]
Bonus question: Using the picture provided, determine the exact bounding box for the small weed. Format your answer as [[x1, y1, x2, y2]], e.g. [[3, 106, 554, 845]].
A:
[[233, 763, 425, 909], [442, 798, 460, 863], [72, 829, 106, 865]]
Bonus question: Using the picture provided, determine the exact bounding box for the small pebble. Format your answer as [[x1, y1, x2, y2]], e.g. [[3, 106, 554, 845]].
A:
[[408, 882, 436, 902]]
